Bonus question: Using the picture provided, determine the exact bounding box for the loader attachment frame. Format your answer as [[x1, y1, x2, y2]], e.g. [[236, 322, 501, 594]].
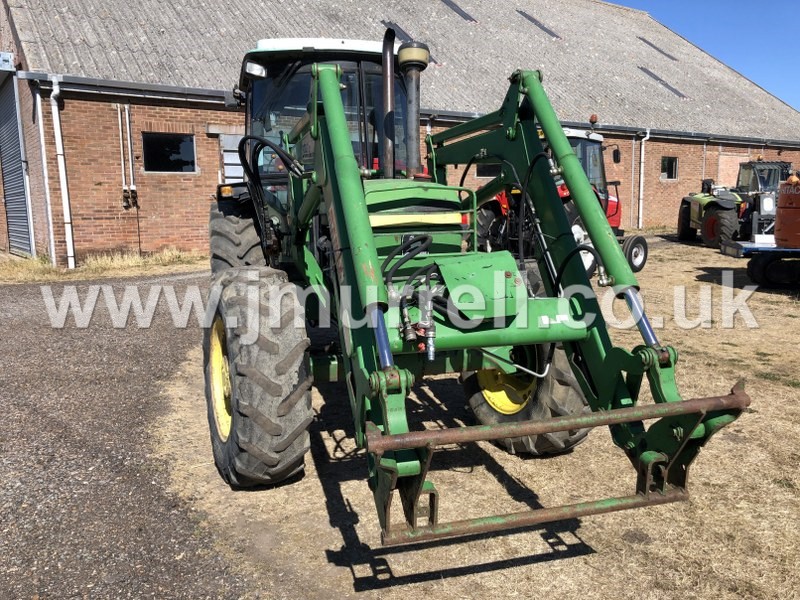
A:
[[229, 45, 748, 546]]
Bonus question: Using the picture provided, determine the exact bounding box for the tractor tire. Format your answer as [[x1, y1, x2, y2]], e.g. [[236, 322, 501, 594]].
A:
[[462, 267, 590, 456], [209, 201, 266, 274], [700, 207, 737, 249], [203, 267, 313, 487], [677, 201, 697, 241], [622, 235, 648, 272], [746, 255, 767, 286], [746, 254, 800, 288], [463, 347, 590, 455]]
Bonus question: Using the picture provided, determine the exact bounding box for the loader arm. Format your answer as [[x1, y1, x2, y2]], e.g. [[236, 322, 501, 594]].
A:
[[212, 37, 748, 547], [427, 70, 747, 492]]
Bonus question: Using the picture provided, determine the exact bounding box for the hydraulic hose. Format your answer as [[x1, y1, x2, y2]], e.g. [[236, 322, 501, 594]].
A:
[[552, 244, 604, 293], [518, 152, 550, 262], [381, 235, 433, 285], [237, 134, 302, 178]]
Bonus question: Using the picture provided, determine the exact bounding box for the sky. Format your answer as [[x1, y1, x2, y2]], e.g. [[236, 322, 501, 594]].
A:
[[615, 0, 800, 111]]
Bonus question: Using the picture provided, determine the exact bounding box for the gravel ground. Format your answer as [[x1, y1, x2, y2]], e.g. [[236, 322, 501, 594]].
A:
[[0, 270, 250, 599], [2, 236, 798, 599]]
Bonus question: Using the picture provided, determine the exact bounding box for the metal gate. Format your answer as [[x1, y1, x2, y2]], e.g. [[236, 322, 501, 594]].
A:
[[0, 75, 33, 255]]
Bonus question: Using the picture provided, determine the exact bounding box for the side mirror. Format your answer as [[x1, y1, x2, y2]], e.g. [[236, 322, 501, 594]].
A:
[[224, 87, 246, 109], [612, 148, 622, 164]]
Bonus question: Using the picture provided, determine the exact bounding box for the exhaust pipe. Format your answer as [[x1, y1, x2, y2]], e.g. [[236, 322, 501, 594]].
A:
[[381, 28, 396, 178], [399, 42, 430, 178]]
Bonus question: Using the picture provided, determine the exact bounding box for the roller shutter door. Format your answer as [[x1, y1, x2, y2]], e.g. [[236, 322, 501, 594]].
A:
[[0, 76, 32, 255]]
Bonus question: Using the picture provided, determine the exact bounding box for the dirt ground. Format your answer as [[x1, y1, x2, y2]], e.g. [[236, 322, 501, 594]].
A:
[[155, 235, 800, 600]]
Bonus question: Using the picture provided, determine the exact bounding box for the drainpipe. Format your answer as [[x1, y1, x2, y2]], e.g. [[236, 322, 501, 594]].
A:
[[35, 86, 56, 265], [50, 77, 76, 269], [117, 104, 130, 208], [124, 104, 138, 207], [637, 128, 651, 229], [629, 135, 636, 231]]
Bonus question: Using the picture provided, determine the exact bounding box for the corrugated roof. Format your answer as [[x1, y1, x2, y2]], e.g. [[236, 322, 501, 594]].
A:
[[6, 0, 800, 140]]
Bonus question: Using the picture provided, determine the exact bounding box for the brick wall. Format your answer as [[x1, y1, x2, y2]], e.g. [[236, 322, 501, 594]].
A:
[[421, 127, 800, 230], [597, 135, 800, 229], [8, 85, 800, 265], [48, 96, 242, 264]]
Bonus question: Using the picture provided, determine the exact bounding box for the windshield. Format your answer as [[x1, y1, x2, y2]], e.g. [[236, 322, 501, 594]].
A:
[[753, 165, 782, 192], [569, 139, 607, 192], [737, 163, 790, 192], [248, 59, 408, 174]]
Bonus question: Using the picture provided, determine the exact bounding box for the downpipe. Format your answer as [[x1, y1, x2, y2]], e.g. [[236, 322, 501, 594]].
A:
[[117, 104, 130, 208], [35, 86, 56, 265], [637, 128, 651, 229], [124, 104, 138, 208], [49, 77, 76, 269]]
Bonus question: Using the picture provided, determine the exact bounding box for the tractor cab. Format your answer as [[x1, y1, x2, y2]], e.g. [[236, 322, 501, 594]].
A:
[[231, 39, 412, 214], [562, 128, 610, 197], [734, 161, 792, 196]]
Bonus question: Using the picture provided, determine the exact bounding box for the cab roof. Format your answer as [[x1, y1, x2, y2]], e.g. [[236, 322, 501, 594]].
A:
[[241, 37, 400, 88]]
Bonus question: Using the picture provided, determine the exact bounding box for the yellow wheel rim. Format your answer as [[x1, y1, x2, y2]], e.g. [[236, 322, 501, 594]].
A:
[[209, 316, 233, 441], [476, 369, 536, 415]]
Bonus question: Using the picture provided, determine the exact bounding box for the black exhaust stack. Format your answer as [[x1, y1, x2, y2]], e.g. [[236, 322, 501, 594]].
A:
[[398, 41, 430, 178], [381, 29, 396, 179]]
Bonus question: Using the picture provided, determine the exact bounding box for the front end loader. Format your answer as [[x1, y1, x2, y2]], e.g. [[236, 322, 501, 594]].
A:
[[203, 30, 749, 546]]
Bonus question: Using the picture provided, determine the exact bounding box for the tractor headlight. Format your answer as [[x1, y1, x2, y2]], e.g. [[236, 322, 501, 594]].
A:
[[760, 194, 776, 215], [244, 60, 267, 79]]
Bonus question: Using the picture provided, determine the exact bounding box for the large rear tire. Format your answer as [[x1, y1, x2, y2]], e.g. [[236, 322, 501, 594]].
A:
[[700, 207, 737, 249], [209, 201, 266, 274], [462, 267, 590, 456], [203, 267, 313, 487], [677, 201, 697, 241]]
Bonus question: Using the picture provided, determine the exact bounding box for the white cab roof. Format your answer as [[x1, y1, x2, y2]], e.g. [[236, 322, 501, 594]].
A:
[[255, 38, 398, 55]]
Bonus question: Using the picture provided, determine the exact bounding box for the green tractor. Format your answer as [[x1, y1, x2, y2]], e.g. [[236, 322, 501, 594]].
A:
[[678, 160, 790, 248], [203, 30, 748, 546]]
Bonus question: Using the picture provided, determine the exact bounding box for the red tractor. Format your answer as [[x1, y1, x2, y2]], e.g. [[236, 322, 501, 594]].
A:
[[479, 127, 647, 276], [559, 127, 647, 274]]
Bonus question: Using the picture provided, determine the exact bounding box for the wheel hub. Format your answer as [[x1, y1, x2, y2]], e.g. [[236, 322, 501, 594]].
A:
[[631, 244, 644, 267], [209, 316, 233, 441], [476, 369, 536, 415]]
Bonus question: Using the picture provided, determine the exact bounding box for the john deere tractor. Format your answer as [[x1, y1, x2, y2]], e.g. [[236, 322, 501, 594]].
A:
[[203, 30, 748, 546], [678, 160, 791, 248]]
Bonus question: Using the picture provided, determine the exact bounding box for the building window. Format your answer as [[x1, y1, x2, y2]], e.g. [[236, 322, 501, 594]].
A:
[[661, 156, 678, 180], [476, 163, 502, 178], [142, 133, 196, 173]]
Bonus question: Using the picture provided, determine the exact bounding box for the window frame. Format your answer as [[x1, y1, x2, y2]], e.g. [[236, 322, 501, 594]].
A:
[[660, 156, 678, 181], [141, 131, 199, 174]]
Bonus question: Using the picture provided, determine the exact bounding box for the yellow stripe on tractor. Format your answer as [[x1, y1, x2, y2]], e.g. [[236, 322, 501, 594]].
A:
[[368, 212, 464, 228]]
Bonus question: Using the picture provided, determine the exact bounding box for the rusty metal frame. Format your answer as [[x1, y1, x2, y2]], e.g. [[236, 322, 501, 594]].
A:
[[367, 383, 750, 546]]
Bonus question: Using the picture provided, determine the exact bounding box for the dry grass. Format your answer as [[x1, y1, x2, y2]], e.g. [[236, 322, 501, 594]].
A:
[[155, 235, 800, 599], [0, 248, 208, 283]]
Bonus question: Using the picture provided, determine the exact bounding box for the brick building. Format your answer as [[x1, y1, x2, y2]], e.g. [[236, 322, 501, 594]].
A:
[[1, 0, 800, 266]]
